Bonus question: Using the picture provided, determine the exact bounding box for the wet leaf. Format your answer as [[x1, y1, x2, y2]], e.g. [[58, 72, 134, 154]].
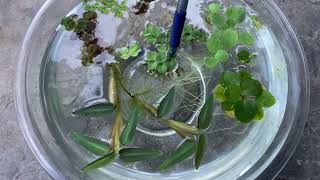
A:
[[257, 90, 276, 107], [207, 30, 223, 53], [71, 131, 111, 156], [82, 151, 116, 172], [207, 3, 222, 15], [222, 29, 238, 49], [251, 15, 263, 29], [133, 96, 158, 117], [224, 85, 242, 103], [237, 50, 251, 63], [119, 148, 162, 162], [159, 139, 197, 171], [226, 6, 246, 24], [254, 105, 264, 120], [238, 31, 254, 45], [235, 99, 257, 123], [157, 63, 168, 74], [213, 84, 226, 102], [158, 87, 176, 117], [198, 94, 214, 130], [120, 107, 140, 145], [220, 71, 241, 87], [241, 79, 263, 97], [195, 134, 206, 169], [73, 103, 114, 117]]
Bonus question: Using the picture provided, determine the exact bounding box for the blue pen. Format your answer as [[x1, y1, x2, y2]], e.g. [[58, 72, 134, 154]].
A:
[[169, 0, 189, 58]]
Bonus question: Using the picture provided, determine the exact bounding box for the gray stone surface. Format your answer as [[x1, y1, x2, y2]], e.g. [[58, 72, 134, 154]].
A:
[[0, 0, 319, 179]]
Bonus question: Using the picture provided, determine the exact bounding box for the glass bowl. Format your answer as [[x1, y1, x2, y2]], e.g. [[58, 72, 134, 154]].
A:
[[16, 0, 310, 179]]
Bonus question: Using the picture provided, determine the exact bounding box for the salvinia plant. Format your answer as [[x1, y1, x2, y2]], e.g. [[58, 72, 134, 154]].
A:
[[60, 0, 274, 173]]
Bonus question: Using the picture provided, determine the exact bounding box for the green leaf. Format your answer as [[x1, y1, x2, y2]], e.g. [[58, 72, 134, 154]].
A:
[[61, 16, 77, 31], [214, 50, 229, 62], [221, 101, 234, 111], [156, 44, 167, 53], [209, 14, 225, 28], [148, 60, 158, 70], [241, 79, 263, 97], [82, 152, 116, 172], [207, 31, 223, 53], [207, 3, 222, 15], [251, 15, 263, 29], [204, 57, 219, 69], [254, 105, 264, 120], [195, 134, 206, 169], [198, 94, 214, 130], [213, 84, 226, 102], [71, 131, 111, 156], [158, 87, 176, 117], [128, 43, 141, 57], [235, 99, 257, 123], [157, 63, 168, 74], [237, 50, 251, 63], [224, 85, 242, 103], [257, 90, 276, 107], [159, 139, 197, 171], [167, 59, 177, 71], [222, 29, 238, 49], [119, 148, 163, 162], [147, 51, 157, 61], [239, 70, 252, 80], [73, 103, 114, 117], [226, 6, 246, 24], [161, 119, 199, 135], [238, 31, 254, 45], [119, 47, 130, 59], [220, 71, 241, 87], [120, 107, 140, 145], [156, 52, 167, 63]]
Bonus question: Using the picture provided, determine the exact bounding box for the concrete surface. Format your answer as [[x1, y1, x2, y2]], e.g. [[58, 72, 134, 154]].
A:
[[0, 0, 319, 179]]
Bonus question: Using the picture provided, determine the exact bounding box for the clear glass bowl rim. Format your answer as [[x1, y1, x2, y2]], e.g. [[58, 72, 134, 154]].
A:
[[15, 0, 310, 179]]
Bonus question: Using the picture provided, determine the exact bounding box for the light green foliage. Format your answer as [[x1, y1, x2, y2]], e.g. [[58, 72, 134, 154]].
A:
[[221, 29, 239, 49], [142, 23, 176, 74], [61, 16, 77, 31], [225, 6, 246, 27], [213, 70, 276, 123], [238, 31, 254, 45], [251, 15, 263, 29], [83, 0, 127, 18], [204, 50, 229, 68], [182, 24, 208, 42], [118, 43, 141, 60]]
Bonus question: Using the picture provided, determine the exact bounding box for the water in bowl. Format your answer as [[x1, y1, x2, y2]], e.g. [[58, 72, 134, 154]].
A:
[[40, 0, 287, 179]]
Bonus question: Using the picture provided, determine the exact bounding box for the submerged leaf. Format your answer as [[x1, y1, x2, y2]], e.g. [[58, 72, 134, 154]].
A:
[[73, 103, 114, 117], [159, 139, 197, 171], [82, 151, 116, 172], [198, 94, 214, 130], [71, 131, 111, 156], [158, 87, 176, 117], [120, 107, 140, 145], [195, 134, 206, 169], [111, 110, 123, 152], [119, 148, 163, 162]]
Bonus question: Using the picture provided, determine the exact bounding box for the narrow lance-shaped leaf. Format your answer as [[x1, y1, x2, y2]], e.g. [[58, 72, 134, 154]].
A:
[[133, 96, 158, 117], [158, 87, 176, 117], [120, 106, 140, 145], [82, 151, 116, 173], [159, 139, 197, 171], [119, 148, 163, 163], [195, 134, 206, 169], [111, 109, 123, 152], [198, 94, 214, 130], [160, 119, 199, 135], [72, 103, 114, 117], [71, 131, 112, 156]]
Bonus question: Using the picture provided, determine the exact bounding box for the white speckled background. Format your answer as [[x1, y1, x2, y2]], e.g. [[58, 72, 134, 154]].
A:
[[0, 0, 320, 179]]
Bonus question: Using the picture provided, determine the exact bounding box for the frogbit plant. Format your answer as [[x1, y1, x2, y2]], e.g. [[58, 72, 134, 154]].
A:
[[60, 0, 275, 173]]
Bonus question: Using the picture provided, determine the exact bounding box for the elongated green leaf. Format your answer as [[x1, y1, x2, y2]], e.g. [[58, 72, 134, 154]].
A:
[[82, 152, 116, 172], [159, 139, 197, 171], [120, 107, 140, 145], [198, 94, 214, 130], [73, 103, 114, 117], [161, 119, 199, 135], [158, 87, 176, 117], [119, 148, 163, 162], [71, 131, 111, 156], [195, 134, 206, 169]]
